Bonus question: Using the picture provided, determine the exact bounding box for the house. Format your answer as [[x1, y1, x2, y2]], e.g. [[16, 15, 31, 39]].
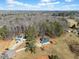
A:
[[15, 34, 26, 43], [67, 19, 78, 28], [64, 28, 73, 33], [40, 37, 50, 45]]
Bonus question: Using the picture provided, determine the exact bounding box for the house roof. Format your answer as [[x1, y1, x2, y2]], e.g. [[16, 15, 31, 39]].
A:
[[16, 34, 24, 39], [40, 38, 49, 44]]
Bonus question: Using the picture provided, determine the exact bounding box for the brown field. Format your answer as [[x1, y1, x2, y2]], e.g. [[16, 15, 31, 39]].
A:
[[12, 32, 79, 59], [0, 40, 11, 52], [0, 39, 16, 52]]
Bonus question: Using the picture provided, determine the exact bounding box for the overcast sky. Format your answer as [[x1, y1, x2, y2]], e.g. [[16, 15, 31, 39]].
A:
[[0, 0, 79, 10]]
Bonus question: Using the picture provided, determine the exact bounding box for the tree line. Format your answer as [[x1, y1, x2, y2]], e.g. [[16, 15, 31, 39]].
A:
[[0, 20, 63, 40]]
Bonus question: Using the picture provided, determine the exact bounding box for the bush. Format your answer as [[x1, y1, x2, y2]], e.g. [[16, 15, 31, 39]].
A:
[[0, 25, 9, 39]]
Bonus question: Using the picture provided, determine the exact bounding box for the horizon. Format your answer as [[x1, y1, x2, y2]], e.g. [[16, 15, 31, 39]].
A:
[[0, 0, 79, 10]]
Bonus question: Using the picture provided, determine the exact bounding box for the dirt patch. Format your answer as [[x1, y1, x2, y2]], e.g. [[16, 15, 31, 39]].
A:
[[0, 40, 11, 52]]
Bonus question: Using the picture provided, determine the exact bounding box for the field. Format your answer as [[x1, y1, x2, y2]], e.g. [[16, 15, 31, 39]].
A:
[[0, 39, 16, 52], [12, 32, 79, 59]]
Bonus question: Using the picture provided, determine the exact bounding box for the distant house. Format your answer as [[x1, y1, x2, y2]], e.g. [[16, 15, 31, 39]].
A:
[[15, 34, 26, 43], [40, 37, 50, 45], [67, 19, 78, 28]]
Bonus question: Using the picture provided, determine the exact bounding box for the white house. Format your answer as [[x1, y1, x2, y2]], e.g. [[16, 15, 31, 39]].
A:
[[15, 34, 26, 43], [40, 37, 50, 45]]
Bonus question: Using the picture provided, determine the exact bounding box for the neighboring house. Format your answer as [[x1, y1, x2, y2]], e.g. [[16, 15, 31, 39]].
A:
[[64, 28, 73, 33], [40, 37, 50, 45], [15, 34, 26, 43], [67, 19, 78, 28], [66, 19, 79, 36]]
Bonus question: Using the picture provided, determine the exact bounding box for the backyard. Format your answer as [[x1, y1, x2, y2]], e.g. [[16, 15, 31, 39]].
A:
[[12, 32, 79, 59]]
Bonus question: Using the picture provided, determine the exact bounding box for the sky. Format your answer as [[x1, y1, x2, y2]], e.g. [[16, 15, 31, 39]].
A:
[[0, 0, 79, 10]]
